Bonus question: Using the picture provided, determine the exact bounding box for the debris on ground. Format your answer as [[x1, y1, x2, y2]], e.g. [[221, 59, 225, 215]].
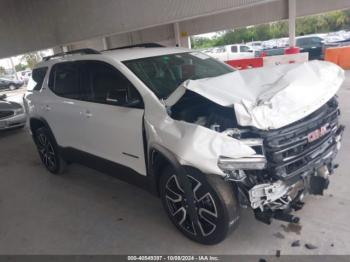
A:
[[331, 243, 334, 247], [276, 250, 281, 257], [259, 259, 267, 262], [273, 232, 285, 239], [305, 243, 318, 250], [291, 240, 300, 247], [281, 223, 302, 235], [117, 218, 123, 221], [329, 194, 333, 197]]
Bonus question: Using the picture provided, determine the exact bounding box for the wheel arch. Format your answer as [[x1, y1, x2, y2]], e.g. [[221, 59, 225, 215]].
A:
[[29, 117, 58, 146], [148, 144, 188, 196]]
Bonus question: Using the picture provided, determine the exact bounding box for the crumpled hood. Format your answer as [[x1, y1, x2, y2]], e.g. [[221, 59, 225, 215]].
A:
[[166, 61, 345, 130]]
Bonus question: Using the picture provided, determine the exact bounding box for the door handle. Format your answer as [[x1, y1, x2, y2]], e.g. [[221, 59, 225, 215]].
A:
[[44, 105, 51, 111]]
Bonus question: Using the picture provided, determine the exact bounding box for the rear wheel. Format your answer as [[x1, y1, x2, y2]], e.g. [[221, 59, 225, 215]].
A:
[[34, 127, 66, 174], [160, 166, 240, 245]]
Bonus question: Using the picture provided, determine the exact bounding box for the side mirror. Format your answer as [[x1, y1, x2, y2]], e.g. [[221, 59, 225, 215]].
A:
[[124, 97, 142, 108], [106, 89, 127, 105], [106, 89, 142, 108]]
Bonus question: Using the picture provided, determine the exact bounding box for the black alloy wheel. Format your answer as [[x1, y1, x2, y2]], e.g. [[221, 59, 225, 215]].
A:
[[160, 166, 240, 245]]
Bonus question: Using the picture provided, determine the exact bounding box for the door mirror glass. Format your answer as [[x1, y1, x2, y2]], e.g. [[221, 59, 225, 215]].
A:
[[106, 88, 127, 105], [106, 88, 142, 108]]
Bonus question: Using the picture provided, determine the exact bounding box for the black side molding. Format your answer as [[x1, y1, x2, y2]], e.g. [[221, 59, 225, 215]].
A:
[[60, 147, 152, 193]]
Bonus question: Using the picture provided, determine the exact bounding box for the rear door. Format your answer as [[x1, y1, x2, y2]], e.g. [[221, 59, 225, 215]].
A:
[[41, 62, 88, 150], [76, 60, 147, 175]]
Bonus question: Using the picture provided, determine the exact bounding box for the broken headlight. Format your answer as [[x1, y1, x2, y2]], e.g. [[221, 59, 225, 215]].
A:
[[218, 138, 266, 171], [218, 155, 267, 171]]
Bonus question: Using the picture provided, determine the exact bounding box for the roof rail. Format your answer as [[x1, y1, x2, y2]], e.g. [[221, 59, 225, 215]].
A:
[[104, 43, 164, 51], [43, 48, 101, 61]]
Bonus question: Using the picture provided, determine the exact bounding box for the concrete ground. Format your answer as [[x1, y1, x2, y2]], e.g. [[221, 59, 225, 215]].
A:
[[0, 72, 349, 255]]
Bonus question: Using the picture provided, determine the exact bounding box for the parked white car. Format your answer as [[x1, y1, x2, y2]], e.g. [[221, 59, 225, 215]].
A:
[[246, 41, 263, 51], [24, 46, 344, 244], [0, 94, 26, 130], [206, 44, 254, 62]]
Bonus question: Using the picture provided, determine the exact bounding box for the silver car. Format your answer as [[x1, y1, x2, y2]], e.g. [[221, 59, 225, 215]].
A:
[[0, 95, 26, 130]]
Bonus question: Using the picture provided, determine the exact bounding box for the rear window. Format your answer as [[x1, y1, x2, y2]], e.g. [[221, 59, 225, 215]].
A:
[[231, 46, 238, 53], [27, 67, 47, 91]]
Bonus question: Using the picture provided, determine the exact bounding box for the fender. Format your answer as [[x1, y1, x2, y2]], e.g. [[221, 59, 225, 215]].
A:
[[148, 144, 200, 224]]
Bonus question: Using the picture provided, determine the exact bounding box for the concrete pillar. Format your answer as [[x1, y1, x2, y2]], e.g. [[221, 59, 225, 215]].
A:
[[102, 37, 109, 50], [174, 22, 181, 47], [187, 36, 192, 49], [62, 46, 69, 52], [9, 57, 18, 80], [288, 0, 296, 47]]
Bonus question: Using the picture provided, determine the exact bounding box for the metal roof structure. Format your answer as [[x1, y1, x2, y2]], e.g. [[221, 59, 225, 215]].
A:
[[1, 0, 350, 58]]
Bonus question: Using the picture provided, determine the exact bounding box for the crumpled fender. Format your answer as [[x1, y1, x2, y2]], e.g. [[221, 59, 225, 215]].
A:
[[145, 116, 256, 176]]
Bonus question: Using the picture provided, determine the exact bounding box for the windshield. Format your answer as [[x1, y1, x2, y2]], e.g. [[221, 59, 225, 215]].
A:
[[123, 52, 234, 99]]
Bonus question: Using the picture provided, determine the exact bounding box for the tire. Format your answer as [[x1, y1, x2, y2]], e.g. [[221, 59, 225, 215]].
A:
[[9, 84, 16, 91], [160, 166, 240, 245], [34, 127, 66, 175]]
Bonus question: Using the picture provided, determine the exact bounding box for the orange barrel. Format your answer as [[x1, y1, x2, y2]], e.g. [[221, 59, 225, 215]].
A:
[[225, 58, 264, 70], [325, 46, 350, 69]]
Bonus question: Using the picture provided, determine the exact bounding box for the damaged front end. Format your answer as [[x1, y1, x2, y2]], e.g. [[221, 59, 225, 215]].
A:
[[218, 97, 344, 224], [162, 60, 345, 226]]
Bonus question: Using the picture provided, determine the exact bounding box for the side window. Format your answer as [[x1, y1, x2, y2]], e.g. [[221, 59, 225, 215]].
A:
[[86, 61, 143, 108], [27, 67, 47, 91], [240, 46, 250, 52], [231, 46, 238, 53], [50, 63, 80, 99], [311, 37, 322, 46]]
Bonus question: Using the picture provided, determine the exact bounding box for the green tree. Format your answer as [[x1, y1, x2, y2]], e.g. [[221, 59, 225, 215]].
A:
[[15, 63, 27, 72], [191, 9, 350, 49], [21, 53, 40, 69]]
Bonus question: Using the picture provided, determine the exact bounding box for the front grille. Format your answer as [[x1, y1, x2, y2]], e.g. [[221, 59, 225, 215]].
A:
[[0, 110, 14, 119], [259, 97, 340, 180]]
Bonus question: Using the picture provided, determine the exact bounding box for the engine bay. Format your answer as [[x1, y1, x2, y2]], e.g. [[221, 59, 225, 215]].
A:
[[168, 91, 238, 132]]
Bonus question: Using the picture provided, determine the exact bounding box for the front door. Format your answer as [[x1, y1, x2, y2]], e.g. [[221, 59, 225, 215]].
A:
[[77, 60, 147, 175]]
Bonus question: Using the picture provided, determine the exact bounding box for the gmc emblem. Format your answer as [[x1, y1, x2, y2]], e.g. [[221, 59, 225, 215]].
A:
[[307, 124, 330, 143]]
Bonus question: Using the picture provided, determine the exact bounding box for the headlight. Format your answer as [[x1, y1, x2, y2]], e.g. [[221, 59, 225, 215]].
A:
[[218, 155, 267, 170], [14, 108, 24, 115], [218, 138, 266, 171]]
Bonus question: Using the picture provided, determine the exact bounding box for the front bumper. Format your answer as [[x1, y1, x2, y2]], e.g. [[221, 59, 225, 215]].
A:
[[246, 124, 343, 224], [224, 97, 344, 224], [0, 113, 26, 130]]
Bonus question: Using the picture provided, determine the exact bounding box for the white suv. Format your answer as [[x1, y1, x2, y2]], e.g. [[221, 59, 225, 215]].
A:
[[24, 45, 344, 244]]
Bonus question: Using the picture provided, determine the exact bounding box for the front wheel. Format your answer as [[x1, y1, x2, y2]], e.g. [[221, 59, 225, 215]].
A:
[[34, 127, 66, 175], [160, 166, 240, 245], [9, 84, 16, 91]]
